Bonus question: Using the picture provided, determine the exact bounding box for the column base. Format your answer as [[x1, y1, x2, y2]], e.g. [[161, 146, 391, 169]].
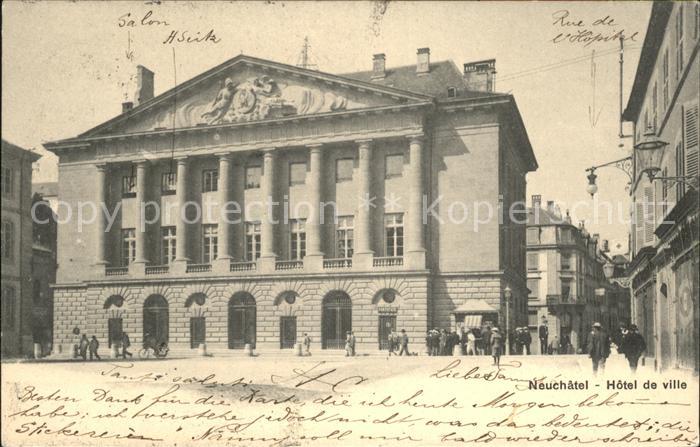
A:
[[259, 255, 277, 274], [304, 253, 324, 273], [352, 251, 374, 271], [92, 261, 108, 276], [213, 257, 232, 274], [171, 259, 189, 275], [129, 261, 148, 276], [405, 250, 426, 270]]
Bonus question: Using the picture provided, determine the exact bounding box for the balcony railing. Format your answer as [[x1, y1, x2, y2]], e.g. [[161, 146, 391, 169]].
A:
[[145, 265, 169, 275], [186, 263, 211, 273], [276, 260, 303, 271], [105, 267, 128, 276], [230, 261, 256, 272], [323, 258, 352, 269], [373, 256, 403, 267]]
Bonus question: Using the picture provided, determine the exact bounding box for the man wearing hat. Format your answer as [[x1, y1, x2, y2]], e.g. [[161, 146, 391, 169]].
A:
[[490, 327, 503, 366], [620, 324, 646, 373], [587, 322, 611, 375]]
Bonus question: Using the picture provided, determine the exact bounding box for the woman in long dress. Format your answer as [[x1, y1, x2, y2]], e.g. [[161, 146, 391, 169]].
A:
[[491, 328, 503, 366]]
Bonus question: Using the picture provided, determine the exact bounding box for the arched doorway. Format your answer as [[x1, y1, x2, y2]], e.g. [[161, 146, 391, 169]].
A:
[[322, 291, 352, 349], [228, 292, 256, 349], [143, 295, 169, 346]]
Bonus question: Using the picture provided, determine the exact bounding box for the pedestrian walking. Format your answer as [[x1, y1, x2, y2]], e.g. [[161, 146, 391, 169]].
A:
[[466, 329, 476, 355], [88, 335, 101, 360], [350, 331, 356, 356], [430, 329, 440, 356], [399, 329, 409, 356], [587, 322, 611, 376], [78, 334, 89, 360], [549, 335, 560, 355], [491, 328, 502, 366], [539, 320, 549, 355], [620, 324, 646, 373], [439, 329, 448, 356], [303, 333, 311, 356], [345, 331, 352, 357], [523, 328, 532, 355], [121, 332, 133, 359], [482, 325, 492, 356]]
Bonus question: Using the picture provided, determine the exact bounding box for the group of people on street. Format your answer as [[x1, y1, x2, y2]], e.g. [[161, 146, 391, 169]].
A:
[[424, 326, 504, 365], [586, 321, 647, 375], [387, 329, 410, 355], [75, 333, 101, 360]]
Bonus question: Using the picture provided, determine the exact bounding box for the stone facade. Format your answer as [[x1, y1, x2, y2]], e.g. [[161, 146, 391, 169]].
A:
[[46, 50, 537, 356]]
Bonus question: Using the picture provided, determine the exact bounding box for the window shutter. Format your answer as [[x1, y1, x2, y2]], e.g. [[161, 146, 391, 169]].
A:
[[635, 202, 645, 252], [683, 103, 699, 177], [643, 186, 655, 244]]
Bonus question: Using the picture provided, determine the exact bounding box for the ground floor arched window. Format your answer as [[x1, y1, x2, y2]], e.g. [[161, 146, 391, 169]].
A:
[[322, 291, 352, 349], [228, 292, 256, 349], [143, 295, 169, 346]]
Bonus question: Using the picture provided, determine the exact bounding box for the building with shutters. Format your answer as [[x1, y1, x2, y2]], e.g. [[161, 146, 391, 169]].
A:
[[44, 49, 537, 356], [525, 196, 625, 355], [622, 2, 699, 372], [1, 140, 42, 357]]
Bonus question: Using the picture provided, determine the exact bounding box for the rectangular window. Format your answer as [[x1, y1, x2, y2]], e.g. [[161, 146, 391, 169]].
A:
[[385, 154, 404, 178], [161, 172, 176, 194], [1, 166, 13, 197], [335, 158, 354, 182], [245, 222, 261, 261], [384, 213, 404, 257], [662, 49, 669, 110], [290, 219, 306, 260], [289, 162, 306, 186], [447, 87, 457, 98], [245, 166, 262, 189], [651, 82, 658, 132], [122, 175, 136, 198], [676, 140, 685, 199], [561, 280, 572, 302], [683, 103, 699, 179], [528, 311, 538, 328], [161, 226, 177, 264], [677, 5, 684, 81], [336, 216, 354, 258], [527, 252, 539, 271], [527, 279, 539, 299], [190, 317, 206, 349], [2, 286, 16, 329], [662, 167, 669, 217], [202, 169, 219, 193], [121, 228, 136, 266], [526, 227, 540, 244], [202, 224, 218, 263], [561, 252, 571, 270], [1, 220, 14, 261]]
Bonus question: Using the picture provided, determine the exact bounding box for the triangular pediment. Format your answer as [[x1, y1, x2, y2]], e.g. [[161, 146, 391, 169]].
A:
[[84, 55, 431, 137]]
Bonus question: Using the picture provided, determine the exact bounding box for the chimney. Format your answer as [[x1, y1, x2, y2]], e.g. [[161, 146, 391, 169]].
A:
[[463, 59, 496, 92], [134, 65, 155, 106], [372, 53, 386, 79], [416, 47, 430, 74], [122, 101, 134, 113], [546, 200, 554, 212], [531, 194, 542, 209]]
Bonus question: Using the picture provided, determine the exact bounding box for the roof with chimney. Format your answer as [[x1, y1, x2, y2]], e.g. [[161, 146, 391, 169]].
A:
[[342, 60, 504, 100]]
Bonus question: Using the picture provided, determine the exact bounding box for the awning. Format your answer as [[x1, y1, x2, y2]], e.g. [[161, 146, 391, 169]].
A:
[[461, 314, 483, 329], [453, 299, 499, 314]]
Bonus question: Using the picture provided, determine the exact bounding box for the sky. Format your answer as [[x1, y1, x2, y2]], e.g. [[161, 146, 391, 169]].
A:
[[2, 1, 652, 254]]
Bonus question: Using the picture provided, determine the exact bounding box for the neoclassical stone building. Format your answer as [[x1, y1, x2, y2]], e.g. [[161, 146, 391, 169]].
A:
[[45, 50, 536, 355]]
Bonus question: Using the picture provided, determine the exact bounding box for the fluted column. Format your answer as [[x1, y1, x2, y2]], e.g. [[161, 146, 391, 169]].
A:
[[95, 163, 108, 267], [406, 134, 426, 269], [174, 156, 190, 262], [217, 153, 233, 260], [134, 159, 149, 265], [260, 149, 277, 262], [353, 139, 374, 270], [307, 144, 324, 256]]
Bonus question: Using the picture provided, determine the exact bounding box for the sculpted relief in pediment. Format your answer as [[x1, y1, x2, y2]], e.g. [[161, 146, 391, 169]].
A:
[[113, 71, 390, 134], [200, 76, 349, 125]]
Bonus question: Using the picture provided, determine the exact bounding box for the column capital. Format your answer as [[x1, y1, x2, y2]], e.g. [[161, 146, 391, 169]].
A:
[[133, 158, 150, 167], [308, 143, 323, 153], [355, 139, 373, 148], [174, 155, 189, 163], [261, 147, 277, 156], [95, 162, 108, 171], [406, 133, 424, 143], [215, 151, 233, 160]]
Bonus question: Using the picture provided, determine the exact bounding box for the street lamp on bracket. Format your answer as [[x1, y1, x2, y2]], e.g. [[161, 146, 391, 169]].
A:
[[603, 261, 631, 288], [634, 138, 699, 191], [585, 156, 633, 198]]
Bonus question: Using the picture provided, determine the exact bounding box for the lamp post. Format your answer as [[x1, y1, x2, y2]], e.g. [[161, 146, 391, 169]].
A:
[[504, 286, 512, 355]]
